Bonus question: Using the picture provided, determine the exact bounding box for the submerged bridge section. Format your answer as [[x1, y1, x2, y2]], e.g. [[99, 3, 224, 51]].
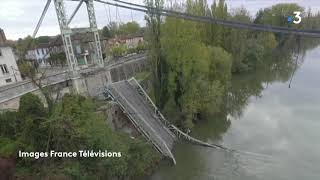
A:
[[105, 78, 231, 164], [106, 78, 177, 164]]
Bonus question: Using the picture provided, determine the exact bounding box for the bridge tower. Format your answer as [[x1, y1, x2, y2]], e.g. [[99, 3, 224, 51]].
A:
[[53, 0, 104, 73], [86, 0, 104, 67], [53, 0, 78, 72]]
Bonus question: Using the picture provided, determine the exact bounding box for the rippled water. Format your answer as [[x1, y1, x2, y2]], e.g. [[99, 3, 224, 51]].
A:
[[148, 46, 320, 180]]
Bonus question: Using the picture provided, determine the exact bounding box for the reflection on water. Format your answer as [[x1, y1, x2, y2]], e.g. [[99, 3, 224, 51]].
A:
[[148, 39, 320, 180]]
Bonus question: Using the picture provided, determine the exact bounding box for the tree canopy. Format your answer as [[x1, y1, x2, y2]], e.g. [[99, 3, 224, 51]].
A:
[[145, 0, 320, 129]]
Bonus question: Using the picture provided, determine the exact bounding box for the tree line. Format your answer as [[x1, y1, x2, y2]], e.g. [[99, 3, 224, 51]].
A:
[[145, 0, 320, 130]]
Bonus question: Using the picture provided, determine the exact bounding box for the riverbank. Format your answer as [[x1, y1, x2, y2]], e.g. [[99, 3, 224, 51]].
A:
[[147, 46, 320, 180]]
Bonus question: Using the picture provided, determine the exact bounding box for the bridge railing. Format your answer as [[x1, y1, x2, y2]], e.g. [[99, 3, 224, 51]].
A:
[[128, 78, 172, 127], [0, 72, 71, 103], [104, 86, 165, 155]]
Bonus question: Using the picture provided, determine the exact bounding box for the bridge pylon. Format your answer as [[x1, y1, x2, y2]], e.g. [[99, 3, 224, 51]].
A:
[[86, 0, 104, 67], [53, 0, 79, 73], [53, 0, 104, 73]]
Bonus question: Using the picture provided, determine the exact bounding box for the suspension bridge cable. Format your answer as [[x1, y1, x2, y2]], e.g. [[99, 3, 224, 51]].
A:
[[108, 3, 112, 23], [116, 5, 122, 24], [109, 0, 320, 32], [110, 0, 320, 32], [32, 0, 52, 38], [93, 0, 320, 37], [67, 0, 84, 25], [23, 0, 51, 63], [103, 4, 110, 24]]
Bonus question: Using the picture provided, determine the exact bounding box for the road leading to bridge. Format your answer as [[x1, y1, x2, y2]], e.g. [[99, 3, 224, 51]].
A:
[[0, 54, 146, 104]]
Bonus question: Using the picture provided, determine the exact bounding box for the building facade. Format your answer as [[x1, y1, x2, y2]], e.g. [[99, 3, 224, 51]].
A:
[[26, 43, 56, 67], [108, 35, 144, 49], [124, 35, 144, 49], [0, 45, 22, 86], [26, 34, 107, 67], [0, 28, 6, 43]]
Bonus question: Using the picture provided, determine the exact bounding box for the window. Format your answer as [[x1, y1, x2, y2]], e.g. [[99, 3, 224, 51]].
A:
[[0, 64, 9, 74], [5, 78, 12, 83]]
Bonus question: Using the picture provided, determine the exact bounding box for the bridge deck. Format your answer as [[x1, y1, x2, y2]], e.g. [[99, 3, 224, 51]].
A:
[[0, 54, 146, 104], [107, 80, 176, 163]]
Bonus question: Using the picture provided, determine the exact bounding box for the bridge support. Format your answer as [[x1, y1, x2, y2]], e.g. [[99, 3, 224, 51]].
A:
[[53, 0, 104, 73], [86, 0, 104, 67], [53, 0, 79, 72]]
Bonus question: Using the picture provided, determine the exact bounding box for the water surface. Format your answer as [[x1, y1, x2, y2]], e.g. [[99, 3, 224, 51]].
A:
[[149, 46, 320, 180]]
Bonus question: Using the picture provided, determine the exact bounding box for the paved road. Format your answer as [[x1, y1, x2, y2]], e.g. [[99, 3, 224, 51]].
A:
[[107, 80, 176, 163], [0, 53, 146, 103]]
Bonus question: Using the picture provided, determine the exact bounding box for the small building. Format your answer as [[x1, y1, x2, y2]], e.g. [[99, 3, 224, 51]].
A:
[[26, 43, 51, 66], [71, 32, 108, 65], [124, 35, 144, 49], [26, 33, 107, 67], [0, 43, 22, 86], [107, 34, 144, 49]]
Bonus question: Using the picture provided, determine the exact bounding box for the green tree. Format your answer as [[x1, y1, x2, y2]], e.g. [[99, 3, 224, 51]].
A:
[[101, 25, 112, 39], [145, 0, 169, 109], [119, 21, 140, 35], [15, 36, 35, 59], [19, 93, 48, 150], [35, 36, 50, 44], [18, 62, 55, 113], [108, 21, 120, 36], [0, 112, 20, 139], [209, 0, 229, 47], [257, 32, 278, 52], [161, 14, 231, 129], [110, 44, 127, 57], [225, 7, 251, 72], [48, 52, 66, 67], [254, 3, 304, 27]]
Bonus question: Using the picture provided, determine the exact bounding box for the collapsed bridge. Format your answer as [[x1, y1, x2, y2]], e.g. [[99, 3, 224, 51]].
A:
[[105, 78, 229, 164]]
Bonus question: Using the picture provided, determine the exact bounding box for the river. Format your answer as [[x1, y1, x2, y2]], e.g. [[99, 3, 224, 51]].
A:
[[148, 45, 320, 180]]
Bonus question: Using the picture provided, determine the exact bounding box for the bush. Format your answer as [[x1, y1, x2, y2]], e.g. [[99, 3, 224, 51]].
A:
[[110, 44, 127, 57], [0, 93, 160, 179]]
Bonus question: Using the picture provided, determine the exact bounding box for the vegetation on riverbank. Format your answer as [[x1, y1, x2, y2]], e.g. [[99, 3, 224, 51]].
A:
[[145, 0, 320, 129], [2, 1, 320, 179], [0, 93, 160, 179]]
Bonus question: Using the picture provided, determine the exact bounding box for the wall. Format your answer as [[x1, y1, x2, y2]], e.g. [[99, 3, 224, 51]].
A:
[[125, 37, 143, 49], [0, 46, 22, 86], [26, 47, 50, 66]]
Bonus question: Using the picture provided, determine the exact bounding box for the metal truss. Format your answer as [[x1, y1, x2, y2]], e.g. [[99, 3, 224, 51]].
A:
[[53, 0, 78, 72], [53, 0, 104, 73]]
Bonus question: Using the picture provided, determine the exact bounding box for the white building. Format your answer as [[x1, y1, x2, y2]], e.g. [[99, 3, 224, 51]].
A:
[[26, 43, 51, 66], [0, 44, 22, 86]]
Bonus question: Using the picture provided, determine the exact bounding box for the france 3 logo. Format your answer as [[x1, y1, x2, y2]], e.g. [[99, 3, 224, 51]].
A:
[[287, 11, 302, 24]]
